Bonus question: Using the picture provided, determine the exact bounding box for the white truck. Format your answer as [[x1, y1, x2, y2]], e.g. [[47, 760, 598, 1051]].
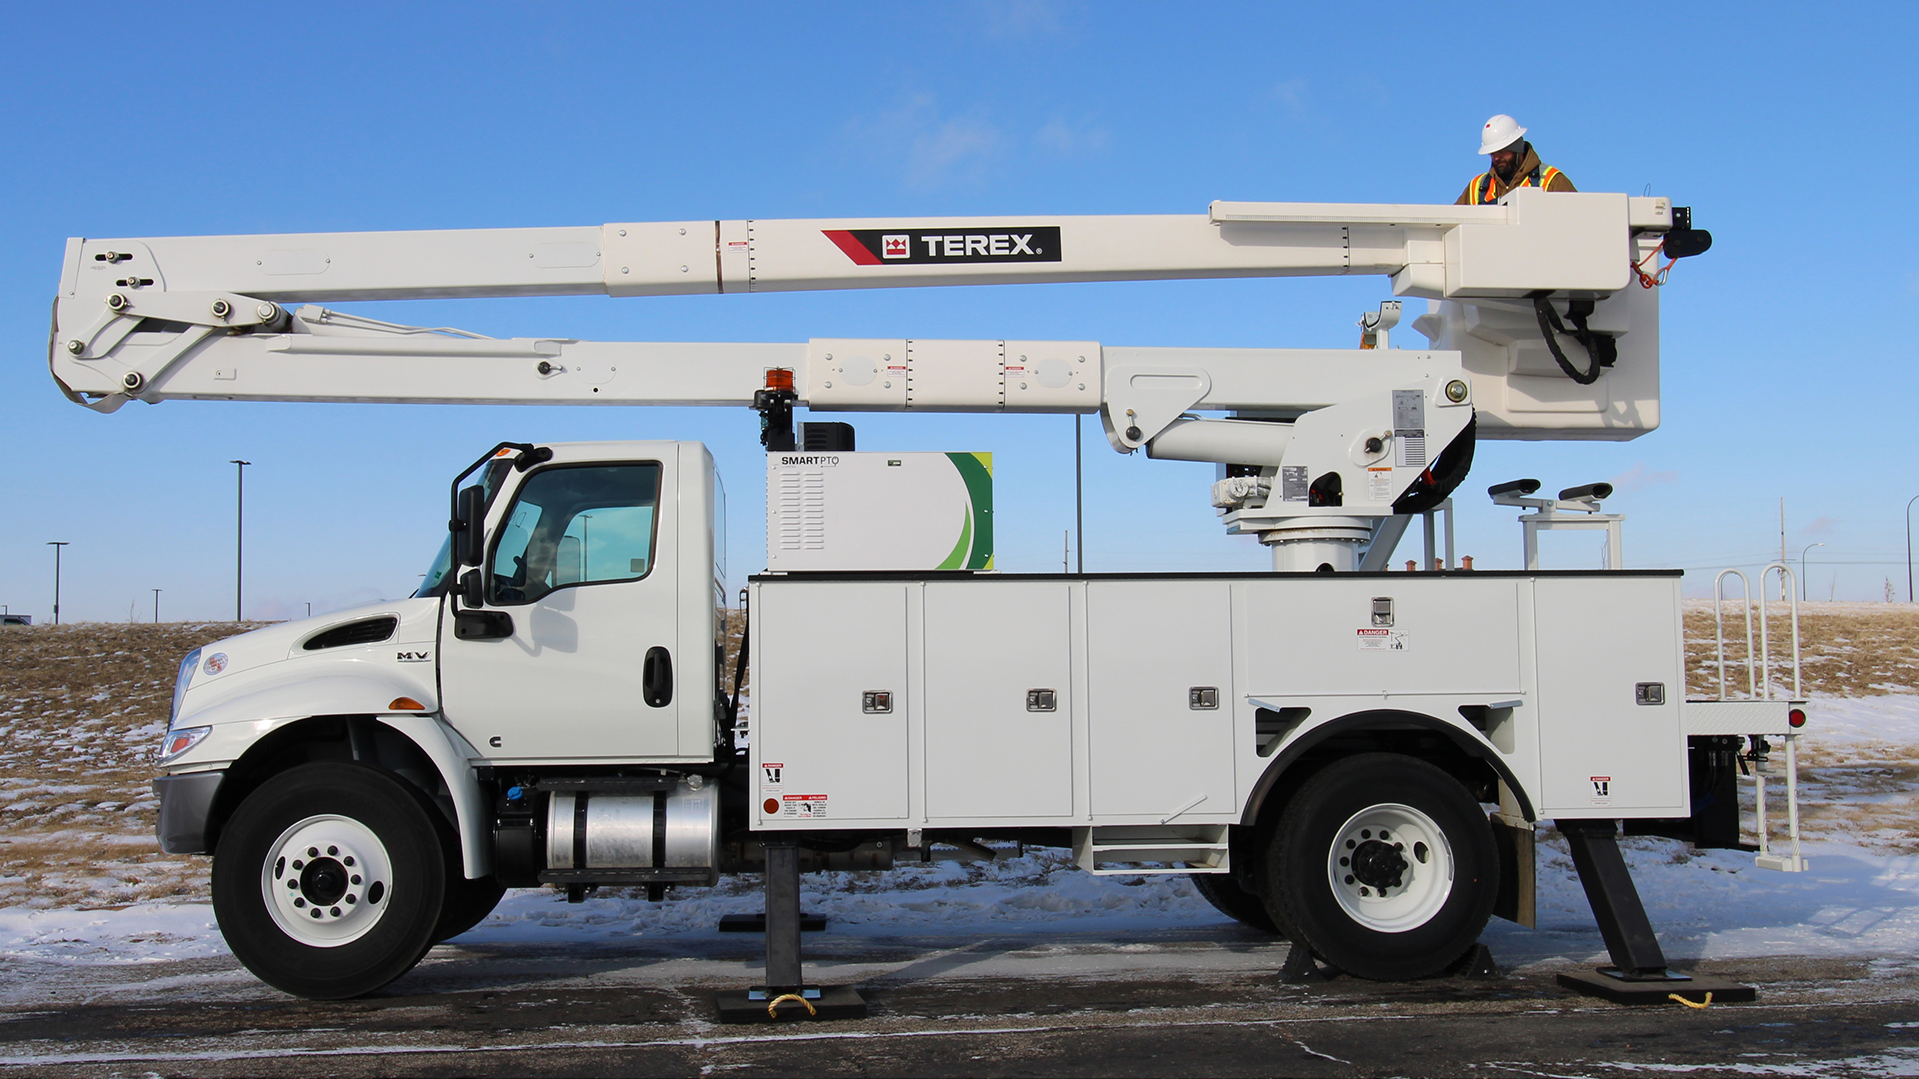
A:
[[54, 192, 1799, 1007]]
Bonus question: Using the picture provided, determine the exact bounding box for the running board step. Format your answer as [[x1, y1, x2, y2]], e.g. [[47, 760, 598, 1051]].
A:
[[1073, 826, 1229, 875]]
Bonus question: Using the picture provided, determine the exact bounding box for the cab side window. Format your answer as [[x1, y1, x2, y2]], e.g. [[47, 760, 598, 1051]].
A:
[[489, 463, 661, 605]]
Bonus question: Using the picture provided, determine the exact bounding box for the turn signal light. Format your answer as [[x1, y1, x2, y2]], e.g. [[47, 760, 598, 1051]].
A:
[[389, 697, 428, 711], [157, 726, 210, 763], [1788, 708, 1807, 728]]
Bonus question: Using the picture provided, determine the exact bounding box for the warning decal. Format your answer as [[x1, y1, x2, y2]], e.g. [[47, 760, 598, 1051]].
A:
[[1357, 628, 1408, 651], [780, 794, 829, 819], [762, 763, 783, 786], [1590, 777, 1612, 805], [1367, 467, 1393, 503]]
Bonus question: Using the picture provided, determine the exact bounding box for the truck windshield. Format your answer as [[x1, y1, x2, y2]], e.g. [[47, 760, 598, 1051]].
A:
[[414, 459, 512, 599]]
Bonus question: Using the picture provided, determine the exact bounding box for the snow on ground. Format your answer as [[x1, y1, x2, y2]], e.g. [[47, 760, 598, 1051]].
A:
[[3, 696, 1915, 975]]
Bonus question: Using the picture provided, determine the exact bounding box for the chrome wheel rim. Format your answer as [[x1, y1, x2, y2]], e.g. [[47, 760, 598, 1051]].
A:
[[260, 814, 393, 947], [1325, 802, 1454, 933]]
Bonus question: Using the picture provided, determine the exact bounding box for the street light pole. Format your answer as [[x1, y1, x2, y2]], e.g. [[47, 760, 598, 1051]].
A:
[[230, 460, 250, 621], [1906, 493, 1919, 603], [47, 542, 69, 625], [1797, 542, 1824, 602], [153, 588, 162, 623]]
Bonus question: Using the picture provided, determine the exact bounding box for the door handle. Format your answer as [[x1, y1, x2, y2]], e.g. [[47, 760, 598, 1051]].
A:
[[643, 646, 673, 708]]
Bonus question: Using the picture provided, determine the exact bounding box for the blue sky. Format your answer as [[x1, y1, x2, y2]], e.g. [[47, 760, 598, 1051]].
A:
[[4, 2, 1916, 622]]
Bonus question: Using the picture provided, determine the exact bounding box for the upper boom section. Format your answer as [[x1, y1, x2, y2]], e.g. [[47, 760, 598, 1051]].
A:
[[57, 190, 1673, 306]]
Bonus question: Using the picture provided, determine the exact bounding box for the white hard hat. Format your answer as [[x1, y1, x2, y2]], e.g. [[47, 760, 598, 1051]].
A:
[[1478, 114, 1526, 155]]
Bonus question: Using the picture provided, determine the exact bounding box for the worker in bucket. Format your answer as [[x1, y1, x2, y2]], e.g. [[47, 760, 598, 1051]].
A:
[[1456, 114, 1576, 205]]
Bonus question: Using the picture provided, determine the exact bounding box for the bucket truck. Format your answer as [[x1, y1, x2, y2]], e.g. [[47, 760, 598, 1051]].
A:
[[52, 190, 1793, 1009]]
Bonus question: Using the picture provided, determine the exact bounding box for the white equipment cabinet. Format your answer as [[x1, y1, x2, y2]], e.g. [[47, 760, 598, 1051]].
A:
[[751, 571, 1688, 839]]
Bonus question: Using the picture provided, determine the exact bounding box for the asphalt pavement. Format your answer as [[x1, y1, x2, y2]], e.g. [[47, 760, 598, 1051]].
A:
[[2, 925, 1915, 1076]]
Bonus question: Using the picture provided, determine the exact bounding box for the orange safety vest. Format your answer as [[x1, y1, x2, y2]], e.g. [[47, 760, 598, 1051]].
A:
[[1467, 164, 1562, 205]]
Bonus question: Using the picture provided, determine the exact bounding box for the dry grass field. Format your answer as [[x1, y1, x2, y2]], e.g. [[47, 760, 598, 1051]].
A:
[[1, 602, 1914, 911]]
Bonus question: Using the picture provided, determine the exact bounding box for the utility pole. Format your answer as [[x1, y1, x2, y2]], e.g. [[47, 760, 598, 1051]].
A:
[[47, 542, 69, 625], [231, 460, 250, 621], [153, 588, 162, 623], [1778, 497, 1787, 601]]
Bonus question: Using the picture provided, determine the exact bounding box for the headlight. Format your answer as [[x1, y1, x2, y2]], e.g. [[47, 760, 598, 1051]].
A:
[[158, 726, 211, 763], [170, 648, 201, 729]]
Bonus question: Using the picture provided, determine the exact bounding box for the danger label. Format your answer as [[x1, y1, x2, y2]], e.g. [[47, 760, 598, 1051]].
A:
[[762, 763, 783, 786], [1367, 467, 1393, 503], [780, 794, 829, 819], [1357, 628, 1408, 651], [1590, 777, 1612, 804], [823, 227, 1062, 266]]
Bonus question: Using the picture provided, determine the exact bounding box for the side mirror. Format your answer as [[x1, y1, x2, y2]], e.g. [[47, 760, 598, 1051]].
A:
[[459, 569, 485, 609], [454, 486, 486, 567]]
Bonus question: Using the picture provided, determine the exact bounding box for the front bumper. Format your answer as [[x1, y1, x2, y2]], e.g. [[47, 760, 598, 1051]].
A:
[[153, 771, 224, 854]]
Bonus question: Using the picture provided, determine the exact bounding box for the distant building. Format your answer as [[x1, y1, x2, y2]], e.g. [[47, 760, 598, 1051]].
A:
[[1, 614, 32, 626]]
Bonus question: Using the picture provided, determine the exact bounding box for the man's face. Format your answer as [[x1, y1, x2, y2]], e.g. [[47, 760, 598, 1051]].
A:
[[1490, 146, 1520, 176]]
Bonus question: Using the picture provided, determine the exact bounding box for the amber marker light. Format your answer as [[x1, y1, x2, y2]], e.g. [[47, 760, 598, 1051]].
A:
[[763, 368, 795, 392], [389, 697, 428, 711]]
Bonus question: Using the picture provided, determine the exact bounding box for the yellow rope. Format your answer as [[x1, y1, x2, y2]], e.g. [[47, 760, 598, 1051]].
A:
[[1668, 991, 1712, 1009], [767, 992, 818, 1019]]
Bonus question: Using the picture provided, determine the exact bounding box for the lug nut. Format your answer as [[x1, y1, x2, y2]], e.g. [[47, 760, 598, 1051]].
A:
[[65, 339, 84, 355]]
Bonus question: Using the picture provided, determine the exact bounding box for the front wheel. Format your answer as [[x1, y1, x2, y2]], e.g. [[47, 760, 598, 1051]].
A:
[[1263, 753, 1497, 981], [212, 762, 451, 999], [434, 874, 507, 943]]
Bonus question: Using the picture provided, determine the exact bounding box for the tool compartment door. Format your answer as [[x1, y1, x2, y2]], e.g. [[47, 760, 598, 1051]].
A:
[[751, 581, 911, 827], [923, 581, 1074, 821], [1085, 580, 1235, 822], [1532, 575, 1686, 817]]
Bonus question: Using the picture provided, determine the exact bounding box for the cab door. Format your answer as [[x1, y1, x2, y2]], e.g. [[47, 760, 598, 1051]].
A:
[[439, 449, 686, 762]]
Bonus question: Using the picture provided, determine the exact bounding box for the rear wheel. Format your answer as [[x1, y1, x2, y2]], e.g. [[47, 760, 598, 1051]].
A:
[[1189, 873, 1282, 935], [213, 762, 451, 999], [1264, 753, 1496, 980]]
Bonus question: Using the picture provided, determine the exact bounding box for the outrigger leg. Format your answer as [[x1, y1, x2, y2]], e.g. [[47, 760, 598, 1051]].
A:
[[1554, 820, 1754, 1004], [715, 838, 867, 1022]]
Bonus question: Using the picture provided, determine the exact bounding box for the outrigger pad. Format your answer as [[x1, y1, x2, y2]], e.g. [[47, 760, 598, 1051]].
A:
[[715, 985, 868, 1023], [717, 912, 828, 933], [1557, 969, 1756, 1005]]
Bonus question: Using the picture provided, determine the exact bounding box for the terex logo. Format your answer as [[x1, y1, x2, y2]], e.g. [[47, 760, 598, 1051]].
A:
[[824, 226, 1062, 266]]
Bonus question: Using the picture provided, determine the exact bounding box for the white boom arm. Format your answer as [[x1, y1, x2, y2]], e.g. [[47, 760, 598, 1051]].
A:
[[48, 190, 1682, 569]]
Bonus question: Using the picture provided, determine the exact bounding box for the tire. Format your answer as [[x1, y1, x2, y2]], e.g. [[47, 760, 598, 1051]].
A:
[[1189, 873, 1282, 935], [212, 762, 452, 999], [434, 875, 507, 943], [1263, 753, 1497, 981]]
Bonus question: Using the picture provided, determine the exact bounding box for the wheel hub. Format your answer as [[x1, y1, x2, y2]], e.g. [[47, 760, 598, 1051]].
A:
[[261, 815, 392, 947], [1325, 803, 1455, 933], [1349, 838, 1407, 890]]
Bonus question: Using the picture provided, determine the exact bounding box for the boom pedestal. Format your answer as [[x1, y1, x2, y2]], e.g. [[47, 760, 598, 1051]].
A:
[[714, 839, 867, 1023]]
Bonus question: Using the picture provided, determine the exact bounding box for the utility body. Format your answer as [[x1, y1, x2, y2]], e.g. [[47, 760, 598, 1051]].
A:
[[71, 192, 1796, 1002]]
